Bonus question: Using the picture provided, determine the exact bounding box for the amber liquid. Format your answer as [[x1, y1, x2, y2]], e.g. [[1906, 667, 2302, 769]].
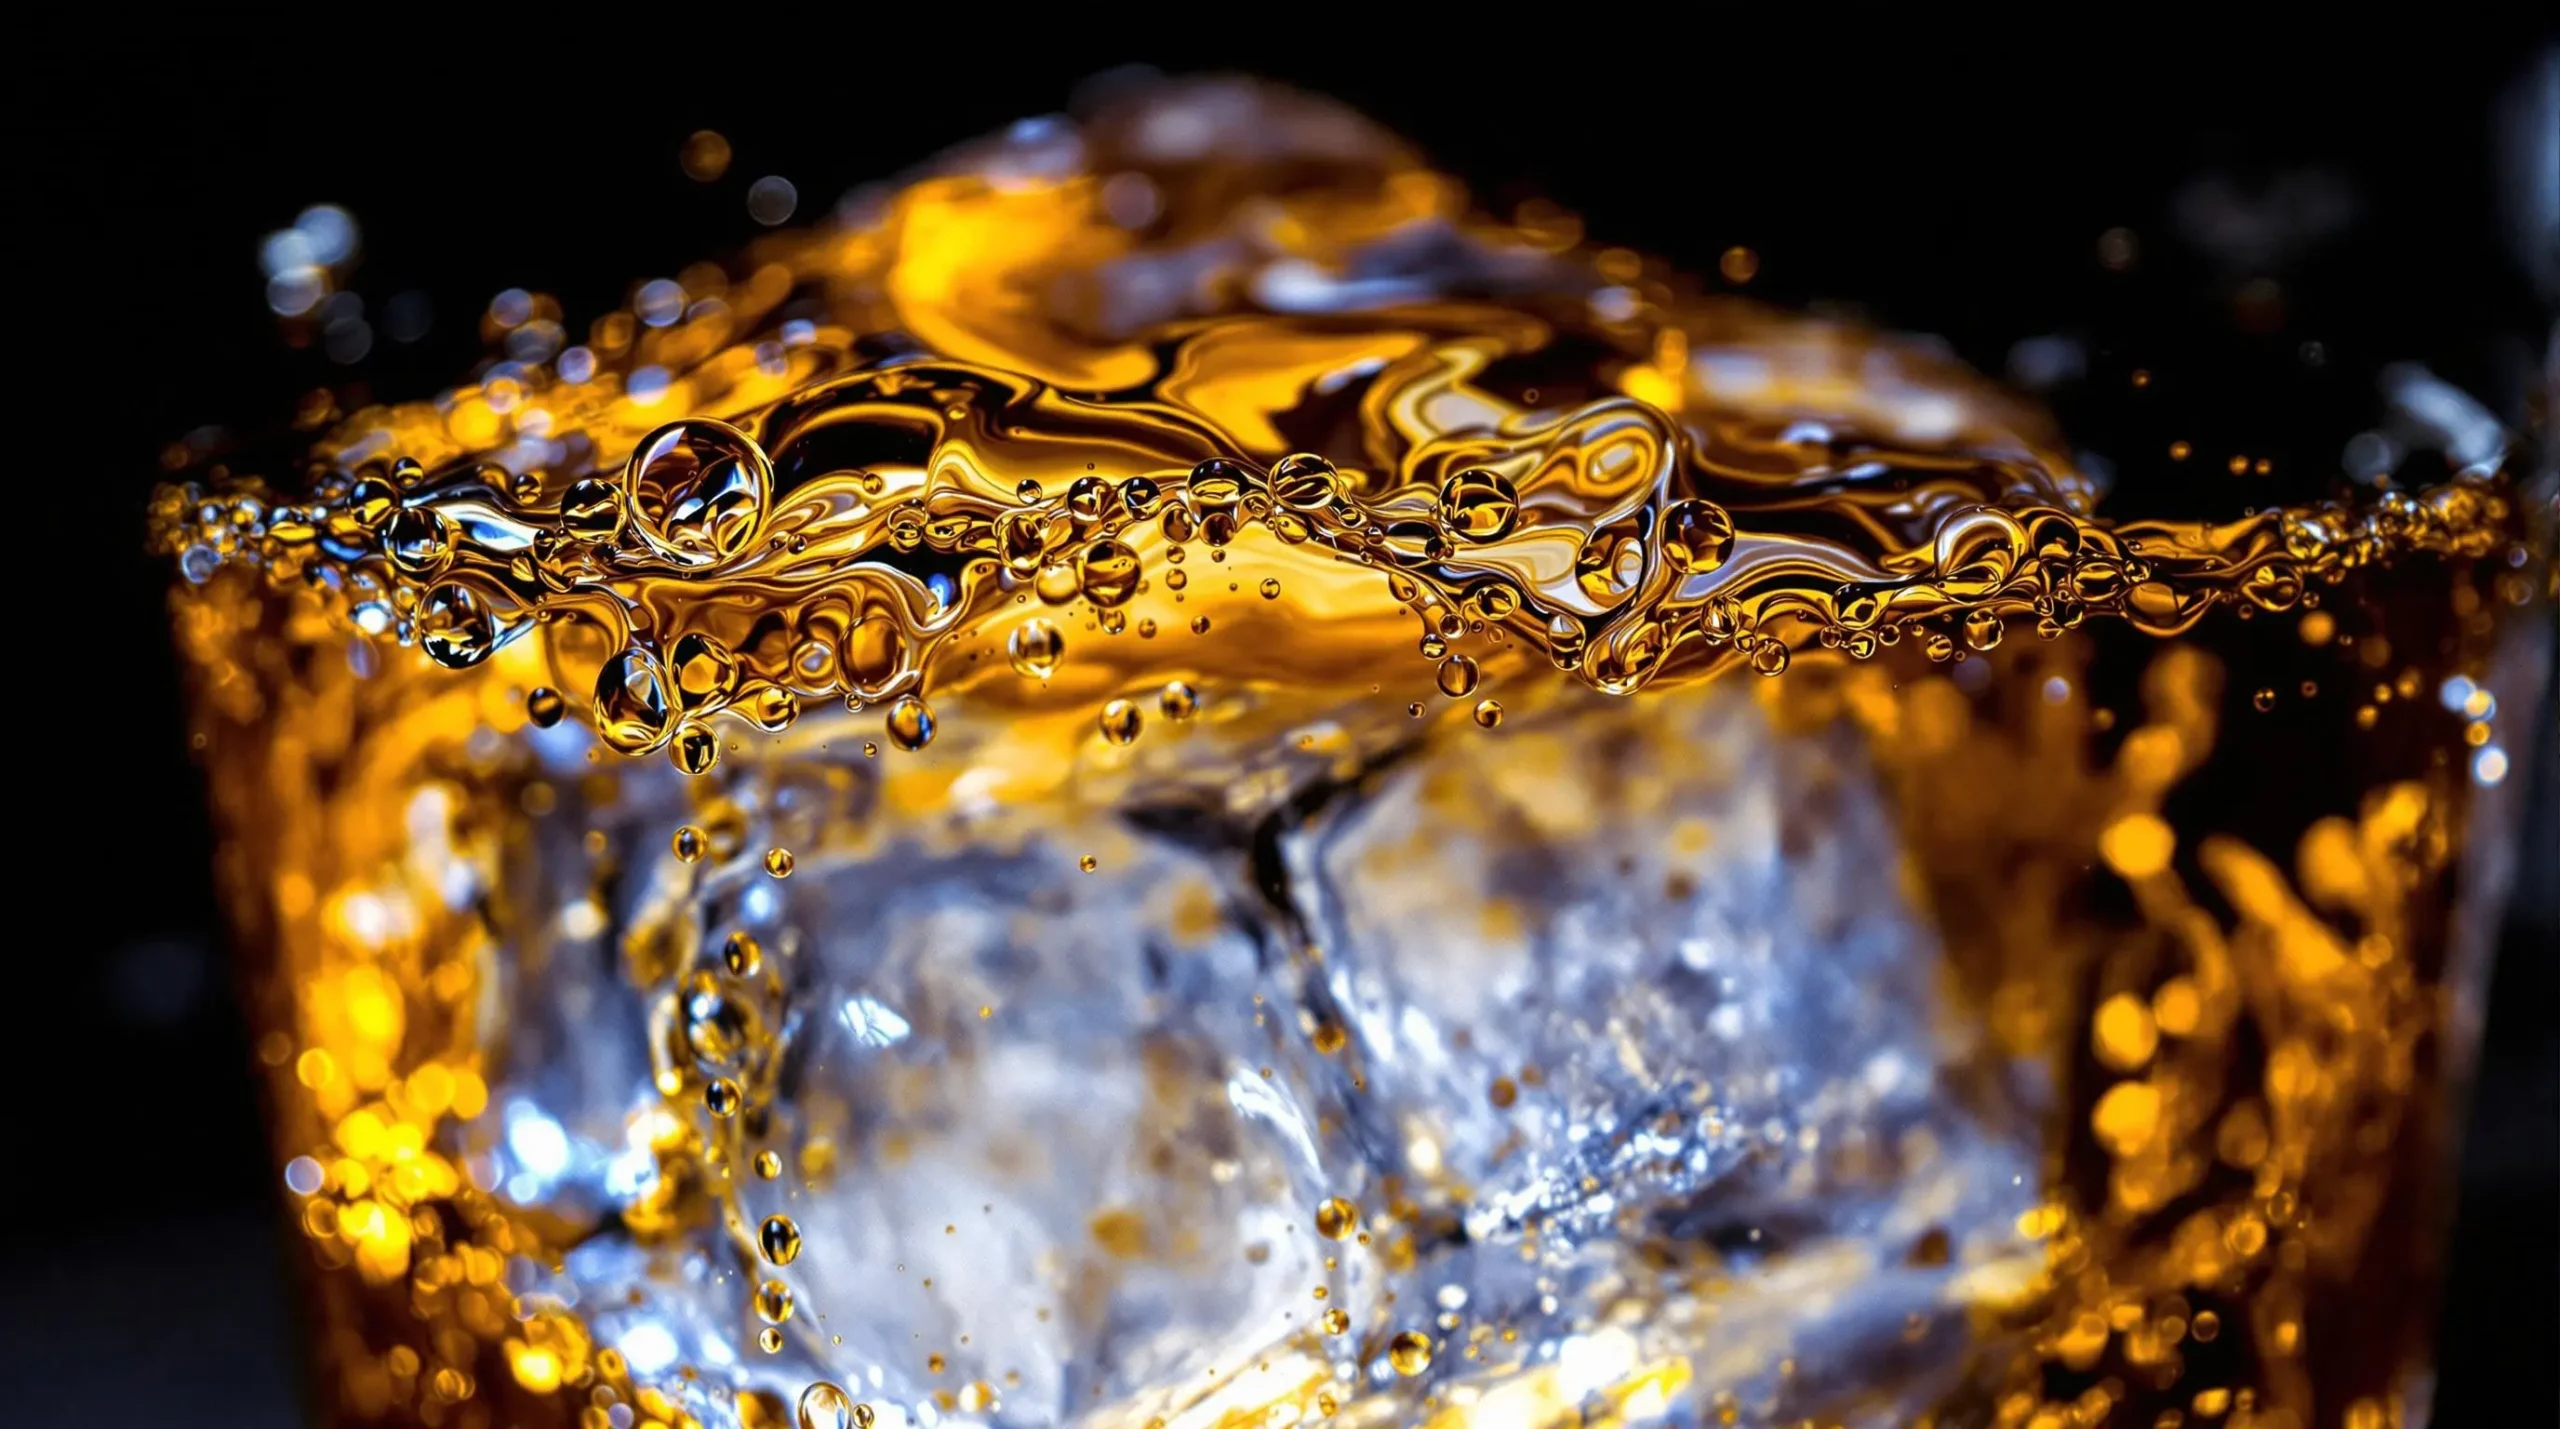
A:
[[155, 77, 2547, 1429]]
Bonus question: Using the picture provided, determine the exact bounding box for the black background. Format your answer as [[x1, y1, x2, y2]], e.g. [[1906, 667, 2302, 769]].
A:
[[22, 21, 2556, 1427]]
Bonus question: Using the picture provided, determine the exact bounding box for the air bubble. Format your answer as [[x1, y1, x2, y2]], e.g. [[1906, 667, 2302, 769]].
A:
[[1008, 619, 1066, 679]]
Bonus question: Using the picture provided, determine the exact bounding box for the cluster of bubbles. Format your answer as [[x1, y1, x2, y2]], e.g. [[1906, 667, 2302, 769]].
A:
[[150, 400, 2520, 781]]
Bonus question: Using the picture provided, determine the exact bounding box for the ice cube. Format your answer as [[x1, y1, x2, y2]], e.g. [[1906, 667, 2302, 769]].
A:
[[471, 678, 2041, 1428]]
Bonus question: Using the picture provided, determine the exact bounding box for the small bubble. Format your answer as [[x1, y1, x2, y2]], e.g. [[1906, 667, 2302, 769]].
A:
[[1751, 641, 1791, 676], [757, 1279, 797, 1325], [1718, 247, 1759, 283], [1473, 699, 1504, 728], [672, 826, 706, 863], [2169, 441, 2192, 461], [1098, 699, 1143, 746], [759, 1327, 784, 1354], [1008, 618, 1066, 679], [1323, 1308, 1351, 1335], [1079, 855, 1099, 873], [1407, 702, 1425, 718], [1388, 1331, 1435, 1376], [672, 724, 721, 776], [418, 583, 497, 668], [754, 1150, 782, 1180], [760, 1215, 803, 1265], [1436, 469, 1519, 542], [723, 931, 763, 978], [1315, 1198, 1358, 1239], [1191, 615, 1212, 635], [2254, 687, 2278, 712], [1962, 609, 2003, 652], [1660, 499, 1735, 574], [1079, 538, 1142, 607], [705, 1078, 742, 1117], [800, 1382, 854, 1429], [886, 695, 937, 751], [1259, 577, 1282, 600], [1436, 655, 1481, 698], [765, 848, 797, 878], [1158, 681, 1200, 721], [526, 687, 566, 728]]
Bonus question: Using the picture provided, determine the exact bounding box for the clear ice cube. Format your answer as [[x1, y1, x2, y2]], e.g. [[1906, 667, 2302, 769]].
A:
[[468, 680, 2045, 1428]]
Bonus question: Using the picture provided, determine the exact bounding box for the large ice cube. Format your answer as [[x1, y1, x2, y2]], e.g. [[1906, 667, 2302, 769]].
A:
[[467, 679, 2042, 1429]]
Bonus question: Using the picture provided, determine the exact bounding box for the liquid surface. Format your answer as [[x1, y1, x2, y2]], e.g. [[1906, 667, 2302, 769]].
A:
[[154, 76, 2545, 1429]]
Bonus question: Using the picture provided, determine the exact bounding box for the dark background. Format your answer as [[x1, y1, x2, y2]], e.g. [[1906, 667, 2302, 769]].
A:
[[24, 22, 2556, 1427]]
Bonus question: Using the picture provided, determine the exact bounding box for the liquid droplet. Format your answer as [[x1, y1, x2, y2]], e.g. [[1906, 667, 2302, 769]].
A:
[[382, 507, 454, 579], [840, 616, 907, 694], [1116, 475, 1161, 516], [1080, 539, 1142, 607], [1099, 699, 1143, 746], [754, 1149, 782, 1179], [760, 1214, 803, 1265], [757, 1278, 796, 1325], [886, 695, 937, 751], [1322, 1308, 1351, 1335], [526, 687, 566, 728], [705, 1078, 742, 1117], [671, 826, 706, 863], [800, 1382, 854, 1429], [1388, 1330, 1435, 1376], [683, 973, 759, 1068], [561, 477, 626, 541], [1064, 475, 1115, 523], [749, 686, 800, 731], [1079, 854, 1099, 873], [594, 648, 675, 753], [722, 931, 763, 978], [1272, 452, 1340, 510], [1750, 641, 1791, 676], [624, 419, 770, 568], [764, 848, 796, 878], [1260, 577, 1282, 600], [1962, 609, 2004, 652], [1436, 468, 1519, 542], [1473, 699, 1504, 728], [1315, 1198, 1358, 1239], [419, 583, 497, 668], [1158, 681, 1200, 721], [672, 723, 721, 775], [1008, 619, 1066, 679], [1190, 615, 1212, 635], [759, 1327, 784, 1354], [1660, 498, 1735, 574], [1436, 655, 1481, 698], [670, 632, 740, 709]]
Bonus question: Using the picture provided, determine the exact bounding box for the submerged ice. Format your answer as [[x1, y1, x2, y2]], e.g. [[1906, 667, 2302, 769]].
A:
[[468, 679, 2045, 1429]]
